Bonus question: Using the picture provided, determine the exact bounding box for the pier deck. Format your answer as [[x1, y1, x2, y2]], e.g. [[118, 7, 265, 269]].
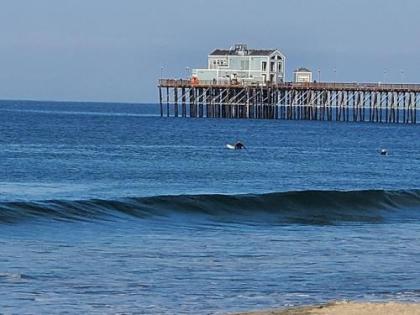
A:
[[158, 79, 419, 124]]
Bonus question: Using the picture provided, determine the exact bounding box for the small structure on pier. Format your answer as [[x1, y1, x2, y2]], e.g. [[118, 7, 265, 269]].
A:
[[294, 68, 313, 83], [192, 44, 286, 85]]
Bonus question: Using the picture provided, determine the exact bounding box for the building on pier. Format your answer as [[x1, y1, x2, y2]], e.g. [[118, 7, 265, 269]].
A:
[[293, 68, 313, 83], [192, 44, 286, 85]]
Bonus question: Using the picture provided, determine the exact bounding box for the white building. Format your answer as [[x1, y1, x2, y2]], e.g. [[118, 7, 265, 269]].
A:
[[293, 68, 313, 83], [192, 44, 286, 85]]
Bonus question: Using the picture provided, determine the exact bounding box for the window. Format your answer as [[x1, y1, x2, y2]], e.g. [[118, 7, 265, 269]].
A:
[[216, 59, 227, 67], [262, 61, 267, 71], [270, 62, 275, 72], [278, 63, 282, 72], [241, 60, 249, 70]]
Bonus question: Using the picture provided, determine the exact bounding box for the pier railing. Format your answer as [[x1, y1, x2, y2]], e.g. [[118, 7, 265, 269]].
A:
[[158, 79, 419, 124], [159, 79, 420, 92]]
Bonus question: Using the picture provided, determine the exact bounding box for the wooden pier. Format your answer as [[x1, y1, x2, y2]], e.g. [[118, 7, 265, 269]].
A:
[[158, 79, 419, 124]]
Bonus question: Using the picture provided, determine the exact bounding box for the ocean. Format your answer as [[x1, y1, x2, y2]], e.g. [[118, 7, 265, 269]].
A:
[[0, 100, 419, 314]]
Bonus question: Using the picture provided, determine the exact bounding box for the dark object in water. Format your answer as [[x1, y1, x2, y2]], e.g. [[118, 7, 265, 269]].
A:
[[380, 149, 388, 156], [234, 142, 245, 150], [226, 141, 246, 150]]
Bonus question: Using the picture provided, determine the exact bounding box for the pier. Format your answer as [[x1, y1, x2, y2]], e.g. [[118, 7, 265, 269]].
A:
[[158, 80, 419, 124]]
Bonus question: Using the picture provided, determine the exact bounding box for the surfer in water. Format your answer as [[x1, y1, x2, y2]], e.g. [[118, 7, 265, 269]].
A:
[[226, 141, 246, 150], [380, 148, 388, 156], [234, 141, 246, 150]]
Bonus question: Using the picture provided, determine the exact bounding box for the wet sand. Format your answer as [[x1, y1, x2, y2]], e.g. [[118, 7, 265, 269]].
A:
[[233, 301, 420, 315]]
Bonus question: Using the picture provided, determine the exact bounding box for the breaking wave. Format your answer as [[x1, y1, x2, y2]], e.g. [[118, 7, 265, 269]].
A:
[[1, 189, 420, 225]]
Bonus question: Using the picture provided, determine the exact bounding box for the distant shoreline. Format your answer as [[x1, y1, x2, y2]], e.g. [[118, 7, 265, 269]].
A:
[[232, 301, 420, 315], [0, 99, 153, 105]]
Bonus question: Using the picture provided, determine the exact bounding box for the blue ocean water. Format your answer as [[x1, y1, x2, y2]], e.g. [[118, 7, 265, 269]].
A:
[[0, 100, 419, 314]]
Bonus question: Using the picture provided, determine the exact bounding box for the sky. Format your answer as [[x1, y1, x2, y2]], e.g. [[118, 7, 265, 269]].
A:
[[0, 0, 419, 103]]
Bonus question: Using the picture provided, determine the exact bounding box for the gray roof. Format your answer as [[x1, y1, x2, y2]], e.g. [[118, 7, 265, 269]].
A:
[[295, 67, 312, 72], [210, 49, 277, 56]]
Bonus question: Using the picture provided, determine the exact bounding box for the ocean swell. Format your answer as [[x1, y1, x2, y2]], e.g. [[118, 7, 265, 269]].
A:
[[1, 189, 420, 225]]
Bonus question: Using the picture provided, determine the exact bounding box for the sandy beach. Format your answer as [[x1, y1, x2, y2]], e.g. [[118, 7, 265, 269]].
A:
[[233, 302, 420, 315]]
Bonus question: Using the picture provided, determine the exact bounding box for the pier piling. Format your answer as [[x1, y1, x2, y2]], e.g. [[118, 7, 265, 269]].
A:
[[158, 80, 419, 124]]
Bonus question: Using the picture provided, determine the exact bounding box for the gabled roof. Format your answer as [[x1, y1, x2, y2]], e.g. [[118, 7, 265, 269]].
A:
[[210, 49, 278, 56], [295, 67, 312, 72]]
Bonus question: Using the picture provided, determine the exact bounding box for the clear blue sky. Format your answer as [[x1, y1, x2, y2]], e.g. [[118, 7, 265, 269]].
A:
[[0, 0, 419, 103]]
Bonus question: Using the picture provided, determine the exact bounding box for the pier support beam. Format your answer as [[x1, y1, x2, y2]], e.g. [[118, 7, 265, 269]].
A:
[[158, 80, 419, 124]]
